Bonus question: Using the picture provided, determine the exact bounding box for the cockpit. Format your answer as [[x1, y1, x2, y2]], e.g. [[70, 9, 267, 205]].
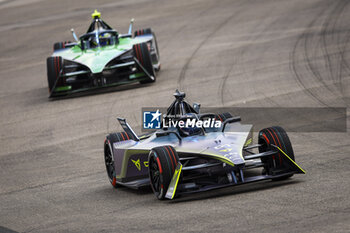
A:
[[162, 90, 221, 137], [176, 113, 204, 137], [79, 10, 119, 50], [80, 30, 118, 49]]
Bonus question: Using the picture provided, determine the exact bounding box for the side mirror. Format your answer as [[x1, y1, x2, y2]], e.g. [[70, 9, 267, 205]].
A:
[[222, 116, 241, 132], [193, 103, 200, 113]]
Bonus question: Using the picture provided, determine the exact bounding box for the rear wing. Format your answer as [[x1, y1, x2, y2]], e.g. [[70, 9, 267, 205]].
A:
[[117, 118, 140, 141]]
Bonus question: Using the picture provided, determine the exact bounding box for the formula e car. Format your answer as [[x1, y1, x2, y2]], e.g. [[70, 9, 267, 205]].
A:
[[104, 90, 305, 200], [46, 10, 160, 97]]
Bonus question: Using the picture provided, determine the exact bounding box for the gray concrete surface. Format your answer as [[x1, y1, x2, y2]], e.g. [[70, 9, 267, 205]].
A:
[[0, 0, 349, 232]]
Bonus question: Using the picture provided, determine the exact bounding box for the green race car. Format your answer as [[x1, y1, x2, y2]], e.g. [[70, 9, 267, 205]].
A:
[[46, 10, 160, 97]]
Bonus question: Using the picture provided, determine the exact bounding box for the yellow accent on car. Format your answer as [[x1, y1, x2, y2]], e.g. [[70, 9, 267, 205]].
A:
[[117, 149, 149, 179], [244, 138, 252, 147], [205, 153, 235, 167], [165, 163, 183, 199], [92, 9, 101, 19], [171, 164, 182, 199], [143, 161, 149, 167], [275, 145, 306, 174], [220, 148, 232, 152], [131, 159, 141, 171]]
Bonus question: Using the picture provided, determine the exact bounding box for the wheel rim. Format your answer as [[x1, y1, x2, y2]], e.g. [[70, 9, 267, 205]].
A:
[[104, 142, 115, 182], [149, 155, 161, 194]]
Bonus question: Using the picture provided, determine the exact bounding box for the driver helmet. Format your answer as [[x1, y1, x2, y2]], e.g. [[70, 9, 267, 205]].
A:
[[99, 32, 112, 46], [178, 113, 202, 137]]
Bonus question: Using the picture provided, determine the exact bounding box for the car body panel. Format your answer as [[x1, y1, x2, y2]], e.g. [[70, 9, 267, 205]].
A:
[[105, 91, 305, 199], [52, 36, 152, 73], [112, 122, 253, 181], [47, 12, 159, 97]]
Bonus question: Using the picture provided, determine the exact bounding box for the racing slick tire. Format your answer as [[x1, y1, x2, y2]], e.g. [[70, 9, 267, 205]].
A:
[[53, 41, 71, 51], [151, 32, 160, 71], [134, 28, 152, 37], [215, 112, 233, 122], [258, 126, 295, 181], [133, 42, 156, 84], [104, 132, 135, 188], [148, 146, 179, 200], [47, 56, 63, 92], [135, 28, 160, 71]]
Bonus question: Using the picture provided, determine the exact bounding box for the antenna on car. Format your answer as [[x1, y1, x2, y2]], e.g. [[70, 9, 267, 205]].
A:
[[91, 9, 101, 19], [166, 90, 197, 117], [128, 18, 134, 36], [71, 28, 79, 42], [173, 89, 186, 101]]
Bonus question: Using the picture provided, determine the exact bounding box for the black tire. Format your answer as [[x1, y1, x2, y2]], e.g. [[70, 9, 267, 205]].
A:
[[134, 28, 152, 37], [151, 32, 160, 71], [104, 132, 135, 188], [53, 41, 71, 51], [258, 126, 295, 180], [47, 56, 63, 92], [148, 146, 179, 200], [135, 28, 160, 71], [215, 112, 233, 122], [133, 42, 156, 84]]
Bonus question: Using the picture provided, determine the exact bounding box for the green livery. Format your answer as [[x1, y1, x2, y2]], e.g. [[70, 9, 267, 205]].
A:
[[46, 10, 160, 97]]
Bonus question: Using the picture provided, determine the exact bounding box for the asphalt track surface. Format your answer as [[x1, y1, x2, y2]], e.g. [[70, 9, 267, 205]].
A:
[[0, 0, 349, 232]]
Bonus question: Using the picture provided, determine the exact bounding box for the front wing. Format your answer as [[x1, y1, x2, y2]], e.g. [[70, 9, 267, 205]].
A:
[[164, 146, 305, 199], [49, 56, 153, 98], [112, 144, 305, 199]]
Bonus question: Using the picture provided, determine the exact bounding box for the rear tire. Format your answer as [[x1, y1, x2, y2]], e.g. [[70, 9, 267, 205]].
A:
[[215, 112, 233, 122], [133, 42, 156, 84], [104, 132, 135, 188], [258, 126, 295, 180], [53, 41, 71, 51], [148, 146, 179, 200], [47, 56, 63, 92], [134, 28, 152, 37]]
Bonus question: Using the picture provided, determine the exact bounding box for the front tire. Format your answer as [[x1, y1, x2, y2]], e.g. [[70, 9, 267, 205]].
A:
[[134, 28, 160, 74], [47, 56, 63, 92], [148, 146, 179, 200], [258, 126, 295, 180], [133, 42, 156, 84], [104, 132, 134, 188], [151, 32, 160, 71]]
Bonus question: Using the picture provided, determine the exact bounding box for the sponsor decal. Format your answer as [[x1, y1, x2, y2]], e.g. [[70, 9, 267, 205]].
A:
[[131, 159, 149, 170], [142, 107, 347, 132], [131, 159, 141, 171], [162, 118, 221, 129], [142, 108, 222, 131], [143, 110, 162, 129]]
